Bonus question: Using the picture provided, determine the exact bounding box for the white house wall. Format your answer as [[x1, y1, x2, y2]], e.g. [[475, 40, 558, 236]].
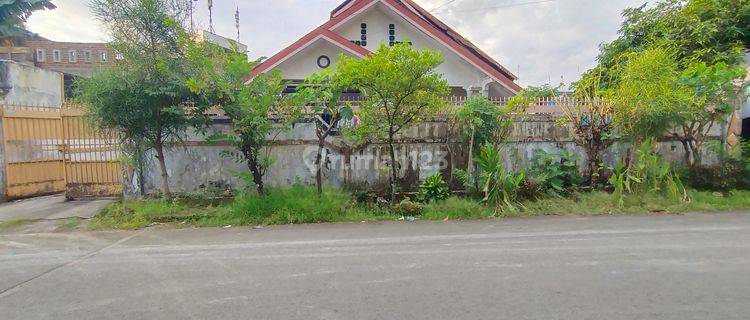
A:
[[332, 4, 493, 93], [275, 39, 356, 81]]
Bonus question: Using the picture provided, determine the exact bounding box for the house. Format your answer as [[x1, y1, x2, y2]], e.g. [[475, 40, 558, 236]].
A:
[[250, 0, 521, 98]]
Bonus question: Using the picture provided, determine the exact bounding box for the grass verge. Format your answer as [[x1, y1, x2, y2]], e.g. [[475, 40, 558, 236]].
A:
[[90, 187, 750, 230], [0, 218, 35, 229]]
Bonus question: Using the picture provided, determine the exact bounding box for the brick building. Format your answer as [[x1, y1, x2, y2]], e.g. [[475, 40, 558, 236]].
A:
[[25, 39, 118, 78]]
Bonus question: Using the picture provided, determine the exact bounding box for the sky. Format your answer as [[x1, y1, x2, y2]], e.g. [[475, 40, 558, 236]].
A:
[[26, 0, 644, 87]]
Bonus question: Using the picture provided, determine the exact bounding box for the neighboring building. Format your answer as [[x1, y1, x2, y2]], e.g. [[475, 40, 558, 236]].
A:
[[251, 0, 521, 98], [25, 39, 117, 78], [195, 29, 248, 52]]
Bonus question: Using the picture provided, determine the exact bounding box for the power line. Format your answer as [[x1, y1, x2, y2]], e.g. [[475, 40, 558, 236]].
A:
[[430, 0, 460, 12], [433, 0, 561, 14]]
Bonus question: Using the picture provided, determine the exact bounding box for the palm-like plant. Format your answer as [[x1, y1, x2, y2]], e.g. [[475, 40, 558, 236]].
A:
[[0, 0, 55, 45]]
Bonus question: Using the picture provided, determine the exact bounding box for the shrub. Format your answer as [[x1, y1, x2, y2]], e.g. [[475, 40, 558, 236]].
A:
[[687, 141, 750, 192], [394, 198, 424, 216], [418, 173, 450, 202], [464, 143, 526, 208], [528, 149, 583, 195], [608, 140, 688, 206], [688, 159, 749, 192]]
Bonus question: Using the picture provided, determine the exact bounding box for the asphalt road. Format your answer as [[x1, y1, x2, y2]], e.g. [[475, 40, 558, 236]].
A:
[[1, 212, 749, 319]]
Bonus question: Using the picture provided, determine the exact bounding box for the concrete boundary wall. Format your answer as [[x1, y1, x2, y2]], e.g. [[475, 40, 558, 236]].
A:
[[133, 116, 723, 195]]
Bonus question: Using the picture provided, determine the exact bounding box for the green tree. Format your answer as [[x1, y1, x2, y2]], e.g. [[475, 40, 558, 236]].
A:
[[580, 0, 750, 90], [76, 0, 204, 199], [0, 0, 55, 45], [608, 47, 689, 162], [560, 72, 617, 185], [675, 61, 747, 167], [453, 96, 517, 190], [297, 70, 353, 196], [336, 43, 449, 204], [185, 42, 298, 195]]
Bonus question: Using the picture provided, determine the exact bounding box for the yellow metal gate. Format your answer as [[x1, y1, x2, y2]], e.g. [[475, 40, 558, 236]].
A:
[[1, 104, 122, 200], [61, 106, 122, 199], [1, 106, 65, 198]]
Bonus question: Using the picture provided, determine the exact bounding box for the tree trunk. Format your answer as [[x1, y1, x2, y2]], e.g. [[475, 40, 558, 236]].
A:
[[691, 141, 702, 168], [387, 139, 398, 205], [154, 142, 172, 199], [467, 124, 476, 174], [245, 152, 265, 195], [315, 141, 324, 196]]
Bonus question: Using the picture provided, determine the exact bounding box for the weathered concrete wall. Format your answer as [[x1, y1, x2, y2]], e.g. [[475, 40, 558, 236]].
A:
[[135, 115, 723, 196], [0, 60, 63, 108], [0, 119, 6, 202]]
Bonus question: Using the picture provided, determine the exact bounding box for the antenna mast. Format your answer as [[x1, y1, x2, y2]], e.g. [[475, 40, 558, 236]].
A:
[[235, 6, 240, 44], [207, 0, 214, 33]]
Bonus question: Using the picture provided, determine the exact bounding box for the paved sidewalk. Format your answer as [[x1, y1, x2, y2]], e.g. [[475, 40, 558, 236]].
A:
[[0, 194, 112, 222]]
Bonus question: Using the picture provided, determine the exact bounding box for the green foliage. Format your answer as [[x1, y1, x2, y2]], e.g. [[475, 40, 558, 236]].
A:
[[421, 197, 493, 220], [296, 69, 354, 195], [0, 0, 55, 43], [675, 60, 748, 167], [474, 143, 525, 209], [336, 42, 449, 204], [455, 96, 512, 152], [418, 173, 450, 203], [608, 48, 688, 142], [528, 149, 583, 195], [223, 185, 353, 224], [394, 198, 425, 217], [0, 218, 34, 229], [187, 36, 299, 195], [521, 190, 750, 216], [580, 0, 750, 90], [77, 0, 206, 198], [687, 141, 750, 191], [608, 139, 688, 206]]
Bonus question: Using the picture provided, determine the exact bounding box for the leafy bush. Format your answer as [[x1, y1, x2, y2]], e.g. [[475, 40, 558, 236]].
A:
[[608, 140, 688, 206], [394, 198, 424, 216], [687, 142, 750, 192], [418, 174, 450, 202], [528, 149, 583, 195], [473, 143, 525, 208]]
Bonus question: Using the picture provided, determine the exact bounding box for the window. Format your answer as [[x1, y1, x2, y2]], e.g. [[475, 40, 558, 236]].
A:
[[388, 24, 396, 46], [99, 50, 107, 62], [68, 49, 77, 63], [52, 49, 61, 62], [115, 52, 123, 60], [83, 50, 92, 63], [35, 48, 46, 62]]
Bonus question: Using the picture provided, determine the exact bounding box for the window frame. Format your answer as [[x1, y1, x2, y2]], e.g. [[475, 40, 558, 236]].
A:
[[83, 50, 92, 63], [52, 49, 61, 62], [35, 48, 46, 62], [68, 49, 77, 63]]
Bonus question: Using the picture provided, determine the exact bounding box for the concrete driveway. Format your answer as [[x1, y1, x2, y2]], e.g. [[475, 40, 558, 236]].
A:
[[1, 212, 749, 319], [0, 194, 112, 222]]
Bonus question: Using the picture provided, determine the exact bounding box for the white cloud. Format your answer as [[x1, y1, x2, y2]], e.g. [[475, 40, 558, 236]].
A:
[[26, 0, 642, 87]]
